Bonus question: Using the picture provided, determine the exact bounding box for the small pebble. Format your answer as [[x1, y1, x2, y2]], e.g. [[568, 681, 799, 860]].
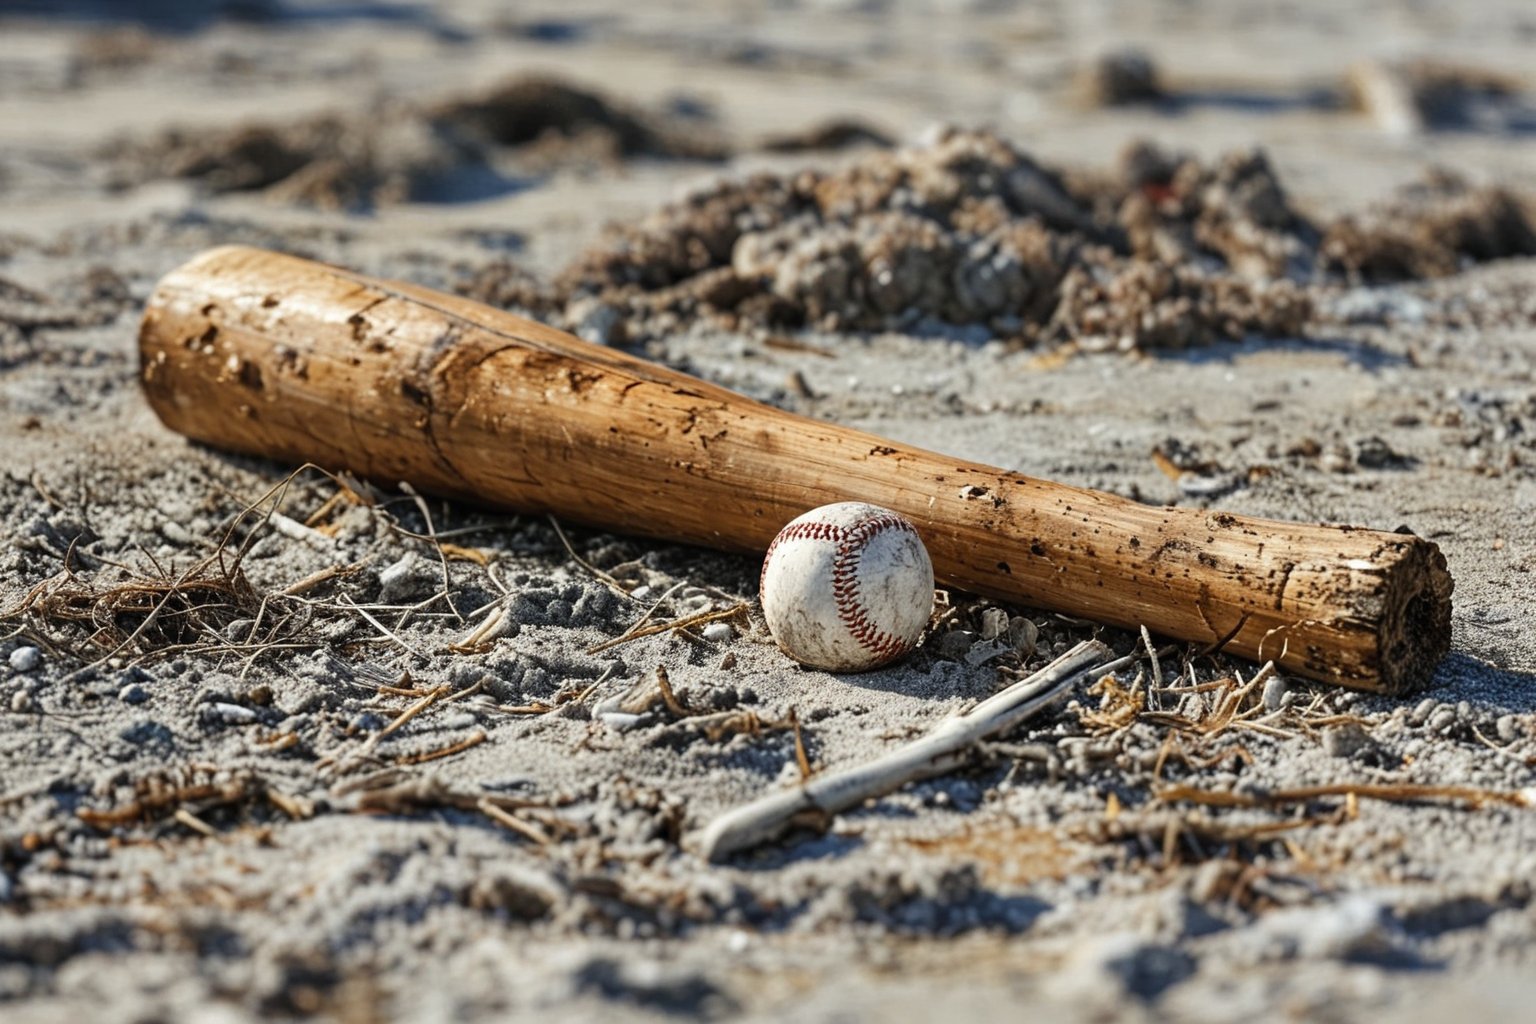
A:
[[701, 622, 733, 642], [378, 553, 430, 602], [1322, 723, 1372, 759], [1408, 697, 1437, 727], [222, 618, 255, 643], [978, 608, 1010, 641], [1008, 616, 1039, 654], [207, 702, 257, 725], [1261, 673, 1291, 713], [1496, 714, 1520, 744], [1426, 705, 1458, 735], [717, 652, 737, 670], [158, 521, 195, 545], [598, 711, 645, 732], [8, 647, 41, 674], [10, 690, 33, 713], [118, 684, 150, 705]]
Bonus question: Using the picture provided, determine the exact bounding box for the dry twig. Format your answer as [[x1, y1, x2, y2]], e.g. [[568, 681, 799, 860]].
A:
[[697, 640, 1115, 860]]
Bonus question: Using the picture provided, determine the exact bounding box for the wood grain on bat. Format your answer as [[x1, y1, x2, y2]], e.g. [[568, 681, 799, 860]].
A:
[[138, 246, 1453, 693]]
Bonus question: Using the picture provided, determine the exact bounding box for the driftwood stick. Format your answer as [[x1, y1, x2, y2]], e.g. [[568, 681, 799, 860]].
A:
[[696, 640, 1112, 861], [137, 246, 1454, 692]]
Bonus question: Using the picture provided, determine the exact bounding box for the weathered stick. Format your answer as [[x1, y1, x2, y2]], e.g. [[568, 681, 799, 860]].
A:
[[138, 246, 1453, 693], [697, 640, 1112, 861]]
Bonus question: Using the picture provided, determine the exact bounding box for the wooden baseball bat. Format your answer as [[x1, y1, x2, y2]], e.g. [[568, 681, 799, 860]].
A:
[[137, 246, 1452, 693]]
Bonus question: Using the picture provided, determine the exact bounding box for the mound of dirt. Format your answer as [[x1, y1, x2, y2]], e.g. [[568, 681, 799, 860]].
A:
[[105, 103, 475, 209], [104, 76, 727, 210], [428, 75, 727, 164], [1321, 171, 1536, 282], [542, 128, 1314, 350]]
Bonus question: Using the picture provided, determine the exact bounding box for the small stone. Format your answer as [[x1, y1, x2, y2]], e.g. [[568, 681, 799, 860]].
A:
[[378, 553, 436, 603], [598, 710, 645, 732], [1408, 697, 1437, 727], [717, 652, 737, 670], [1496, 714, 1520, 744], [1426, 705, 1458, 735], [978, 608, 1010, 641], [206, 702, 257, 725], [1261, 673, 1291, 712], [158, 521, 195, 545], [10, 689, 34, 713], [1008, 616, 1039, 655], [1321, 723, 1372, 759], [1075, 49, 1163, 108], [118, 684, 150, 705], [701, 622, 733, 643], [8, 647, 41, 674], [222, 618, 255, 643], [566, 297, 624, 346]]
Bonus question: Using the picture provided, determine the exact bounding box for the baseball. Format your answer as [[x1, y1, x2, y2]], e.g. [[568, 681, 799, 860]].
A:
[[759, 502, 934, 672]]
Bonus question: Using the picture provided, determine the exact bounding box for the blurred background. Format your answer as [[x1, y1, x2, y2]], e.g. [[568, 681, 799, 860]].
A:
[[2, 0, 1534, 270]]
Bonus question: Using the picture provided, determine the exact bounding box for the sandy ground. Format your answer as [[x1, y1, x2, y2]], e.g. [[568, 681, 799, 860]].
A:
[[2, 1, 1535, 1021]]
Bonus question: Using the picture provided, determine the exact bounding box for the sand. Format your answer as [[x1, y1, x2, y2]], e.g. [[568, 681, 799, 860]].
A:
[[2, 1, 1534, 1021]]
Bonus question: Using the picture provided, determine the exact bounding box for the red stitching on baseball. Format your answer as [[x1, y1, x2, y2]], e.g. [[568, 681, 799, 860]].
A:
[[830, 513, 919, 664], [760, 520, 847, 596]]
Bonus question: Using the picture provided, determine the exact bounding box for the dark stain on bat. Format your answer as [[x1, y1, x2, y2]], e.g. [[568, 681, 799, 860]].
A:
[[237, 360, 263, 391]]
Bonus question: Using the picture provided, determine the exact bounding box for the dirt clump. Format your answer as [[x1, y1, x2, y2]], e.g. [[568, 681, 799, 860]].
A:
[[1321, 171, 1536, 282], [429, 75, 728, 164], [105, 104, 471, 210], [1073, 48, 1164, 108], [544, 128, 1315, 350], [105, 75, 726, 210]]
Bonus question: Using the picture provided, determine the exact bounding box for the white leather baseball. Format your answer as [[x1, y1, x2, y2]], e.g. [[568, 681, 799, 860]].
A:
[[759, 502, 934, 672]]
